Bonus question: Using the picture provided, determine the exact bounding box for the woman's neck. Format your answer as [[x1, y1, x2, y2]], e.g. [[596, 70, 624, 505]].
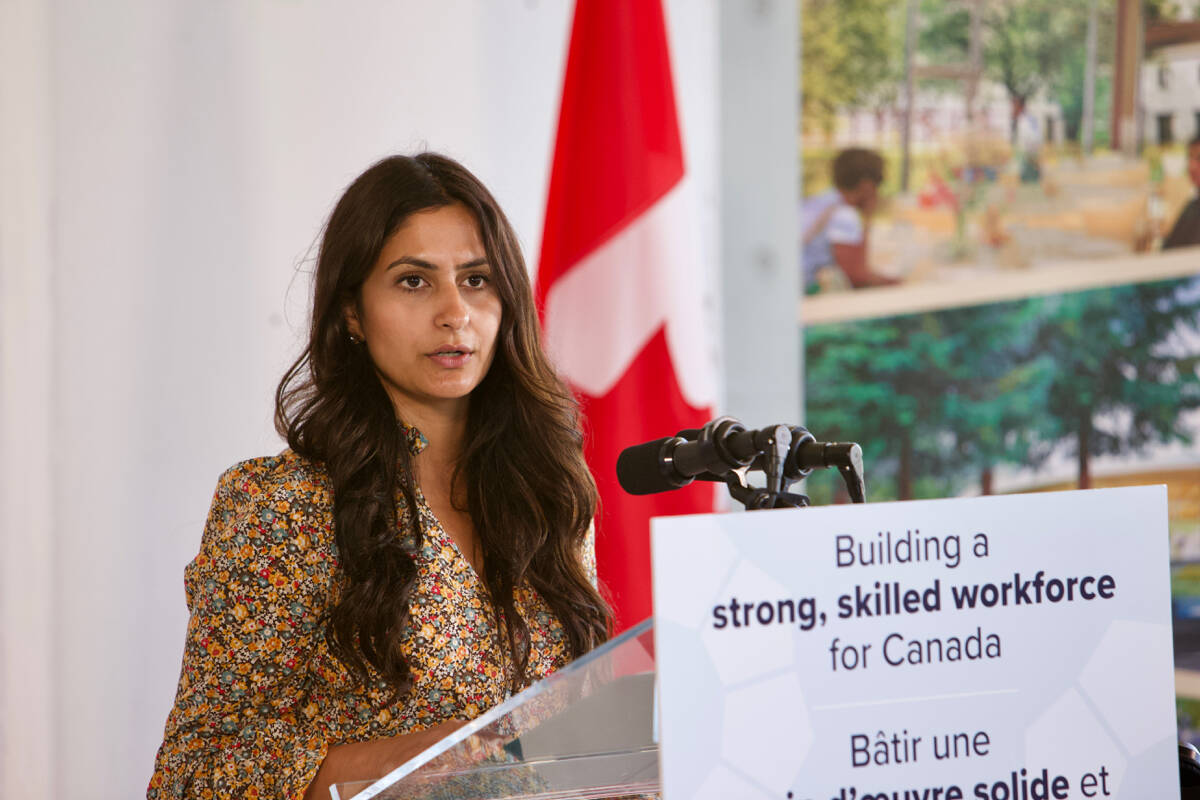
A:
[[397, 400, 480, 569], [394, 400, 469, 488]]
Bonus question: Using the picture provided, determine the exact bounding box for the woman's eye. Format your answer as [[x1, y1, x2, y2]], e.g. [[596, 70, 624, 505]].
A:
[[464, 274, 489, 289], [398, 275, 425, 290]]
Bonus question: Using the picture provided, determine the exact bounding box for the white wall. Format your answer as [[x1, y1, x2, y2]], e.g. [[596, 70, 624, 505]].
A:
[[1, 2, 742, 798], [1, 2, 55, 798]]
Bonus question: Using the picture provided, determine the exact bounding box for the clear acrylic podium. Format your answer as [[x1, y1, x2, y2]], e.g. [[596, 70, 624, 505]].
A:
[[332, 618, 659, 800]]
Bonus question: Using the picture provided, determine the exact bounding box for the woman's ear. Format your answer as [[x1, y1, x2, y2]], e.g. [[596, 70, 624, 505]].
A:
[[344, 300, 365, 342]]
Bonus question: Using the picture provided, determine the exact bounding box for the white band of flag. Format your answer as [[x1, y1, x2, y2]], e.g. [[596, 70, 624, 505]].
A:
[[543, 179, 717, 408]]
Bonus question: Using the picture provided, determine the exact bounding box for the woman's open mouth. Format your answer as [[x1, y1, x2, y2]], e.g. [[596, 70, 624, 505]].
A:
[[428, 347, 473, 368]]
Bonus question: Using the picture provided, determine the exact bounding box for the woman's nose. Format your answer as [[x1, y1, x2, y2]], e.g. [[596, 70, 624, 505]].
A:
[[435, 286, 470, 330]]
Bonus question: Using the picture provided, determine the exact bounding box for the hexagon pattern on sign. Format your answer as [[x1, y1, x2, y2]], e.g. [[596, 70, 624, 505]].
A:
[[654, 520, 739, 628], [691, 763, 772, 799], [701, 558, 796, 685], [722, 672, 814, 792], [1025, 687, 1126, 796], [1079, 620, 1173, 756]]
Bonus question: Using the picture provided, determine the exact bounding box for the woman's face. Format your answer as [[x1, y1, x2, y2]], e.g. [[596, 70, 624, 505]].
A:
[[346, 203, 502, 421]]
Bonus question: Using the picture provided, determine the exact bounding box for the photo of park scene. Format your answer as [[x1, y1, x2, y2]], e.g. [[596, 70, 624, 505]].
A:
[[800, 0, 1200, 296], [803, 276, 1200, 510]]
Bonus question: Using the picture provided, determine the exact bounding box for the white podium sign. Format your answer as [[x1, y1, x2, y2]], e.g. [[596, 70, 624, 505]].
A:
[[651, 486, 1178, 800]]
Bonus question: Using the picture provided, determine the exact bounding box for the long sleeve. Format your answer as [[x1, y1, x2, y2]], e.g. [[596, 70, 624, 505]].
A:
[[149, 457, 338, 800]]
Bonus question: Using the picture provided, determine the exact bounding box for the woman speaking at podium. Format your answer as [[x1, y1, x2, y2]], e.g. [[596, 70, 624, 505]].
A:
[[149, 153, 611, 799]]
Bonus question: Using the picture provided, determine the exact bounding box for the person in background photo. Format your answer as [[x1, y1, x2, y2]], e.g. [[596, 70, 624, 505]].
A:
[[1013, 97, 1042, 184], [800, 147, 901, 292], [1164, 134, 1200, 250]]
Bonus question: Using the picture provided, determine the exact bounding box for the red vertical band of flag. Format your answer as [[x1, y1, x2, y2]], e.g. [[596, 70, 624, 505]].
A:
[[538, 0, 714, 633]]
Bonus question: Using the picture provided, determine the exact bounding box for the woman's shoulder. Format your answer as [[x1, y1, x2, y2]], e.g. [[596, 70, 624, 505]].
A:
[[203, 449, 335, 544], [212, 449, 331, 506], [190, 450, 337, 591]]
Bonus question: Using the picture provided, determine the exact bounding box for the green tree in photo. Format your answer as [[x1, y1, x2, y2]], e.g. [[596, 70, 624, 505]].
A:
[[1145, 0, 1184, 22], [986, 0, 1088, 109], [1055, 64, 1113, 147], [801, 0, 903, 136], [1032, 279, 1200, 488], [805, 313, 971, 501], [1051, 2, 1115, 143], [917, 0, 969, 69], [804, 299, 1053, 502], [935, 300, 1056, 494], [910, 0, 1091, 136]]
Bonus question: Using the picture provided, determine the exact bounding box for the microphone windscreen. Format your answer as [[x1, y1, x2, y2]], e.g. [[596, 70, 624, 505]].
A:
[[616, 437, 685, 495]]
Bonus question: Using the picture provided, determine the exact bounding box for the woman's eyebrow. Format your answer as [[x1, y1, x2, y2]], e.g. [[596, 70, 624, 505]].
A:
[[385, 256, 437, 271], [383, 257, 489, 271]]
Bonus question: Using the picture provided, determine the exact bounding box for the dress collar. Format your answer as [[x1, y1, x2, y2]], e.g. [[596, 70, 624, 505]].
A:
[[399, 420, 429, 456]]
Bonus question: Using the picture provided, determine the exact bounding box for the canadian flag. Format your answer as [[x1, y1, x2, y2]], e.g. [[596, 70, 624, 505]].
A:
[[537, 0, 717, 633]]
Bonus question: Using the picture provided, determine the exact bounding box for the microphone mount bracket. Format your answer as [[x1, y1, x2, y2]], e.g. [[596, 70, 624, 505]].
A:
[[679, 416, 866, 510]]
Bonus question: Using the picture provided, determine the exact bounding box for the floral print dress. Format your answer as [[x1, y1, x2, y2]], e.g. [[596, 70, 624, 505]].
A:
[[148, 428, 596, 800]]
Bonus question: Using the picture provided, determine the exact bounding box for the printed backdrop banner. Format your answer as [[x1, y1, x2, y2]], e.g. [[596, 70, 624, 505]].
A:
[[652, 486, 1177, 800]]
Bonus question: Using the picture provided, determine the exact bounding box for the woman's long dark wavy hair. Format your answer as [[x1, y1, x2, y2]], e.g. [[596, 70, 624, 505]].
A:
[[275, 153, 611, 696]]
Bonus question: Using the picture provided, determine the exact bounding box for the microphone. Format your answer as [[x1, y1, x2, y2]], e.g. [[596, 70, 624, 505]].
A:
[[616, 418, 863, 500], [615, 436, 705, 495]]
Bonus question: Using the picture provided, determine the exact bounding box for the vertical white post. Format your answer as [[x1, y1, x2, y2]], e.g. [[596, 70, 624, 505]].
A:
[[719, 0, 801, 426]]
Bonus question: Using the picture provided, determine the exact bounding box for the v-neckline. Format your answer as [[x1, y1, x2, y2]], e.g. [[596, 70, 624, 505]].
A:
[[410, 484, 515, 694], [412, 483, 485, 586]]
